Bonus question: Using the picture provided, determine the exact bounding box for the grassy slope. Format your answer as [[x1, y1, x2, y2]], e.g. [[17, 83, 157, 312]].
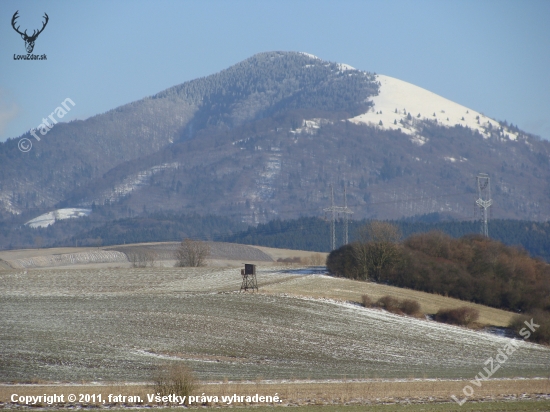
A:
[[262, 275, 515, 327]]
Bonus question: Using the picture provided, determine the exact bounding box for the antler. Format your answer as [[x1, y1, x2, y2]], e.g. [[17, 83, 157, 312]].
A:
[[29, 13, 49, 40], [11, 11, 26, 37], [11, 11, 49, 40]]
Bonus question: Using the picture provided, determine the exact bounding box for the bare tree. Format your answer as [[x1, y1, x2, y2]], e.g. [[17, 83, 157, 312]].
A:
[[352, 222, 401, 281], [175, 239, 210, 267], [130, 250, 158, 268], [145, 250, 158, 267]]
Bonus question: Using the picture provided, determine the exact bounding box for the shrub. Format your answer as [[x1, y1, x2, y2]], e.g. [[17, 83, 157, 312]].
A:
[[366, 295, 422, 317], [434, 306, 479, 326], [375, 295, 401, 314], [509, 313, 529, 330], [152, 363, 197, 403], [308, 253, 325, 266], [326, 244, 358, 278], [509, 311, 550, 345], [129, 250, 158, 268], [399, 299, 421, 316], [361, 294, 373, 308]]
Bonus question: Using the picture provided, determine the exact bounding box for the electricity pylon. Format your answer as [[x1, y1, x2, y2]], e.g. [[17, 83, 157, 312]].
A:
[[324, 184, 353, 250], [475, 173, 492, 237]]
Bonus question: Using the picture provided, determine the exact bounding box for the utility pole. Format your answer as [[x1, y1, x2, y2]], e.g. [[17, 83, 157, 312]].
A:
[[475, 173, 492, 237]]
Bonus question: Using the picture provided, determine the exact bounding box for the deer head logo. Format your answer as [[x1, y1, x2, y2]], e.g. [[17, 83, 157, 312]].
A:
[[11, 11, 49, 54]]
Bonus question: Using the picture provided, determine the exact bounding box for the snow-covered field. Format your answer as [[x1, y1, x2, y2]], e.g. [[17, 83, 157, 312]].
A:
[[1, 266, 549, 383], [7, 250, 128, 269]]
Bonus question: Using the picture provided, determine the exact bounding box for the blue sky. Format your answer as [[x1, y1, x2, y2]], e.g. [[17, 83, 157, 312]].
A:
[[1, 0, 549, 141]]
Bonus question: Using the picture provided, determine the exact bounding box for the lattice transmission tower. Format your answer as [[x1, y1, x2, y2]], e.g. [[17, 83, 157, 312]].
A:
[[324, 184, 337, 251], [324, 184, 353, 250], [341, 186, 353, 245], [475, 173, 492, 237]]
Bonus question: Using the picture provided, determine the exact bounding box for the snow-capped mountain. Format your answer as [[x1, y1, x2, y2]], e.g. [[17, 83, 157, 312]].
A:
[[3, 51, 550, 242]]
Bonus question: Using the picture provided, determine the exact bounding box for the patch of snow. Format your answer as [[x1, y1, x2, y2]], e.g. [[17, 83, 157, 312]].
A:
[[299, 52, 320, 60], [444, 156, 467, 163], [337, 63, 356, 71], [0, 192, 22, 215], [410, 135, 428, 146], [280, 266, 328, 275], [25, 208, 91, 228], [232, 136, 254, 145], [349, 74, 521, 142], [91, 162, 180, 205], [290, 118, 332, 135]]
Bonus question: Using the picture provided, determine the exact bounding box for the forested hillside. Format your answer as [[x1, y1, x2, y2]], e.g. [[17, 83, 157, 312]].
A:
[[0, 52, 377, 216]]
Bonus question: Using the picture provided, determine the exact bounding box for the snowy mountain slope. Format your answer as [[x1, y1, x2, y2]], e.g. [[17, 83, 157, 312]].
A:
[[3, 51, 550, 244], [93, 162, 181, 205], [51, 58, 550, 224], [350, 74, 520, 145]]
